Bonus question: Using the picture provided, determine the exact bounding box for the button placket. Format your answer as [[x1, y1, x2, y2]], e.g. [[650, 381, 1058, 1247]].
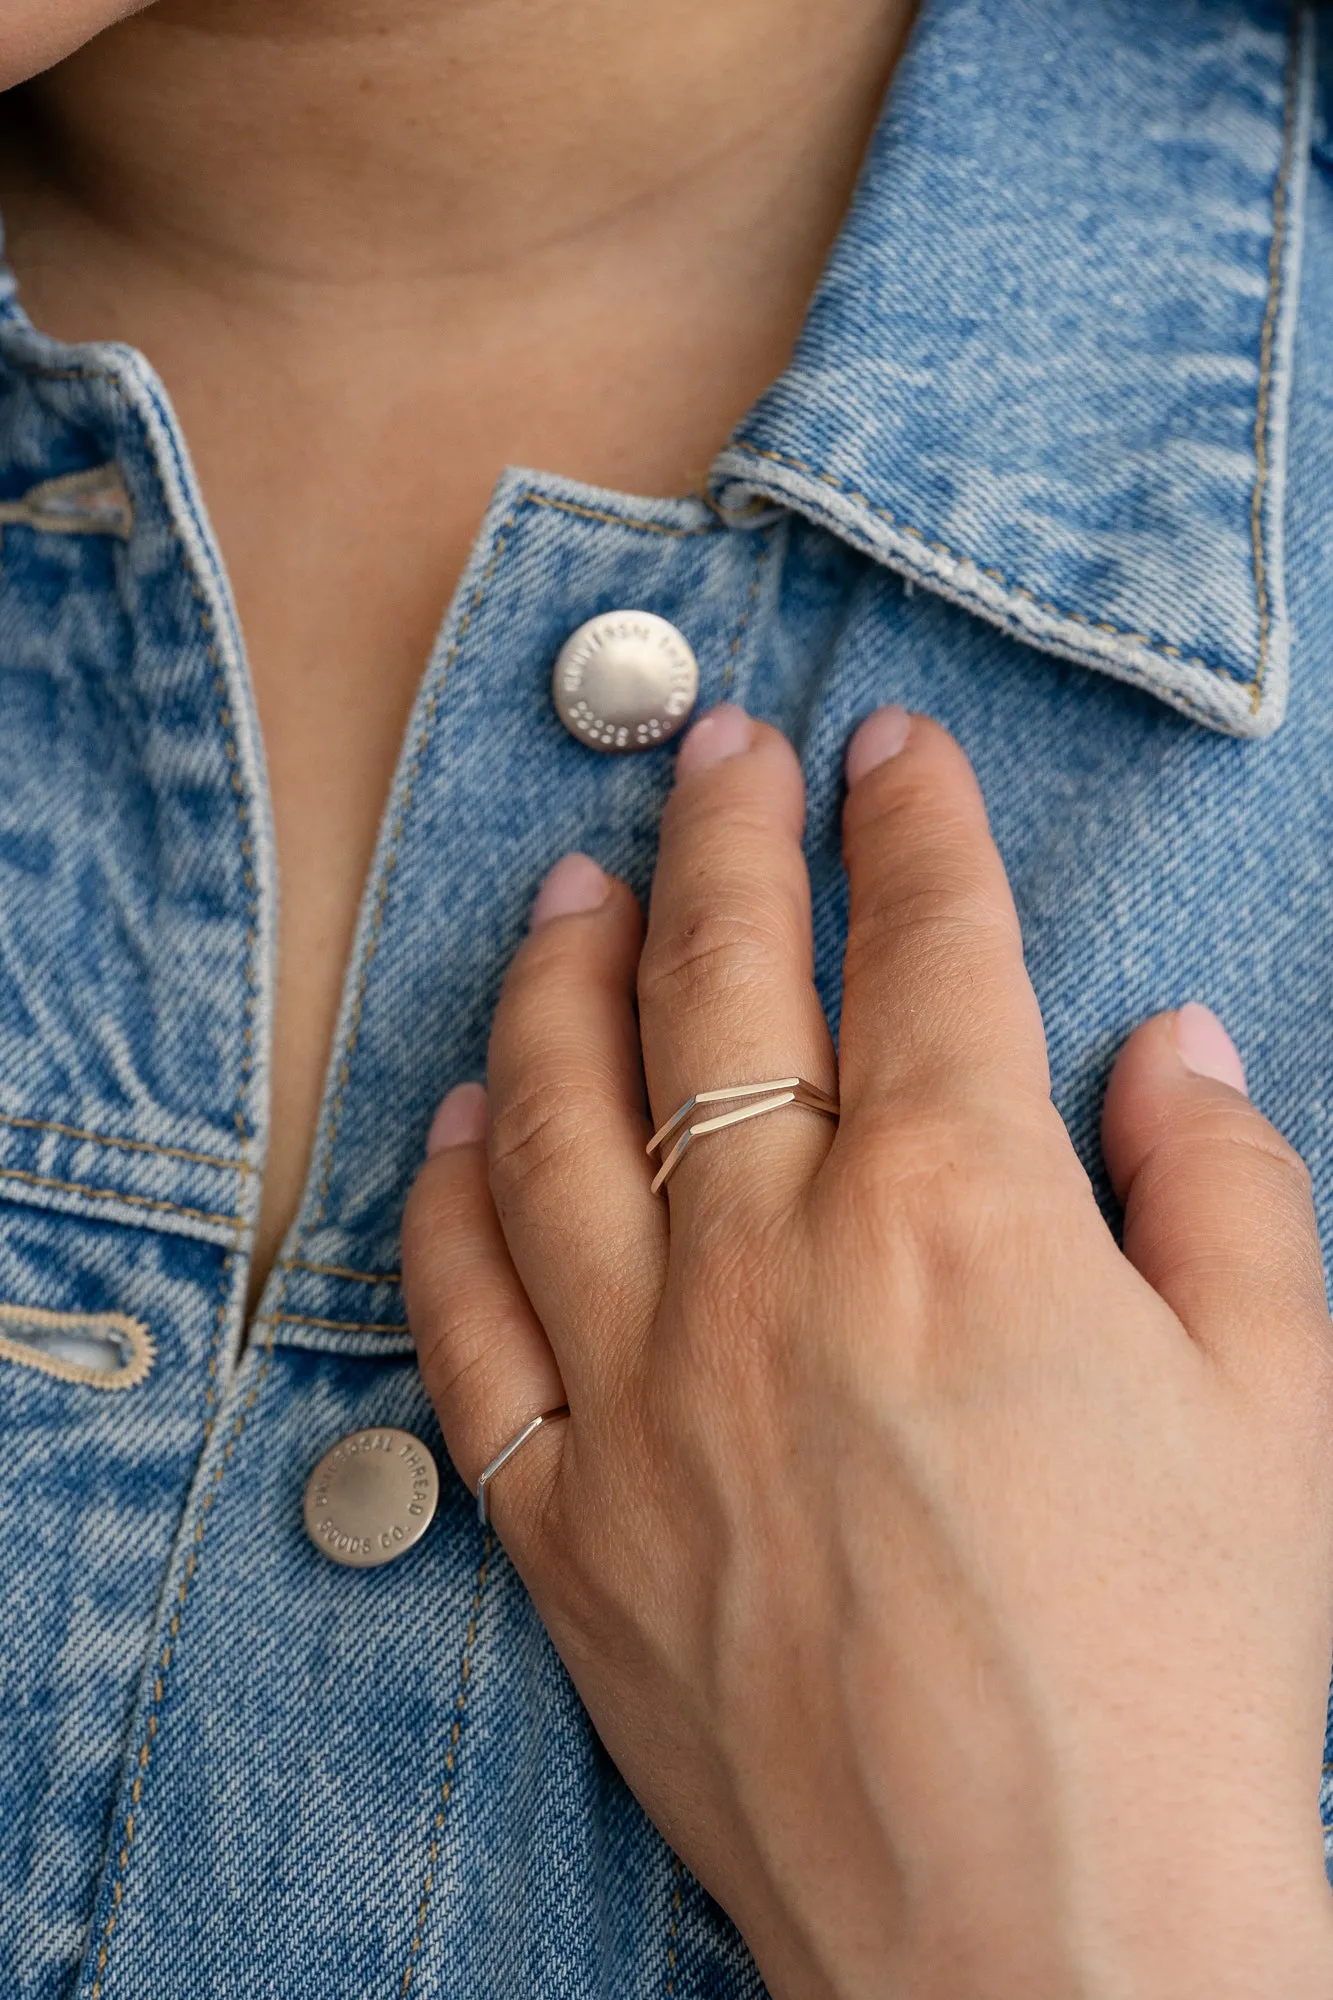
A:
[[268, 473, 771, 1309]]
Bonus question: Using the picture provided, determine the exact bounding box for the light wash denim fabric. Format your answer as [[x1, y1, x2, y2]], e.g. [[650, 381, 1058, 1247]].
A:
[[0, 1, 1330, 1994]]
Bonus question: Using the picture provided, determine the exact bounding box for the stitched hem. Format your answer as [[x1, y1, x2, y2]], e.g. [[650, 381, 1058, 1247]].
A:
[[713, 439, 1274, 738], [724, 438, 1232, 686], [255, 1311, 406, 1336], [277, 1257, 401, 1286], [0, 1164, 240, 1229], [521, 491, 716, 539], [0, 1106, 252, 1175], [199, 1251, 235, 1435], [721, 525, 777, 699]]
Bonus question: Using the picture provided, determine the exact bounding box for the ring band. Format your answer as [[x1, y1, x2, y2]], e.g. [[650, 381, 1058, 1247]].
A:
[[476, 1405, 569, 1526], [646, 1077, 839, 1194]]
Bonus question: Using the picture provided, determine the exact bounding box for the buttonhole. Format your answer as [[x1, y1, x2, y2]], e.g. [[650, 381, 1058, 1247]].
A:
[[0, 1303, 155, 1390]]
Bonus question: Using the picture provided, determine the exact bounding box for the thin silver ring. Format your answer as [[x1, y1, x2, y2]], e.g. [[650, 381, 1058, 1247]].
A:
[[645, 1077, 839, 1194], [476, 1405, 569, 1526]]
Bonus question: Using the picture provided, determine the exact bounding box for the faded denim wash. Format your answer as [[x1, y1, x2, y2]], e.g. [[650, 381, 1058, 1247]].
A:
[[1, 1, 1331, 1995]]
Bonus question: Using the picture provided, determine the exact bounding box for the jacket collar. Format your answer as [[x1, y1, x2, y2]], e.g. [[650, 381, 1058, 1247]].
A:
[[713, 0, 1317, 738]]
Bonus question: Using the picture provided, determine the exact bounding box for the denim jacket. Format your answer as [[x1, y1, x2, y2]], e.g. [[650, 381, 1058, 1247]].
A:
[[3, 3, 1331, 1994]]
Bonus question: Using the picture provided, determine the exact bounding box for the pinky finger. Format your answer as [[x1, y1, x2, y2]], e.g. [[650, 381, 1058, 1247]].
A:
[[402, 1083, 567, 1544]]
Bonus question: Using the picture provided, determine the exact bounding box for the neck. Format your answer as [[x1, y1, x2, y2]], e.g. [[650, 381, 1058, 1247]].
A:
[[5, 0, 913, 324]]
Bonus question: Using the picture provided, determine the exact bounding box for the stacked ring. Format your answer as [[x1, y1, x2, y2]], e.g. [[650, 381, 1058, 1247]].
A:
[[646, 1077, 840, 1194]]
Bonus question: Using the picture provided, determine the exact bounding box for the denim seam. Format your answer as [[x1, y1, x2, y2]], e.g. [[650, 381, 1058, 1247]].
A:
[[522, 493, 717, 539], [254, 1311, 405, 1336], [88, 1319, 275, 2000], [398, 1536, 493, 1997], [1248, 8, 1303, 715], [0, 1165, 240, 1229], [276, 1257, 401, 1286], [0, 1108, 252, 1175]]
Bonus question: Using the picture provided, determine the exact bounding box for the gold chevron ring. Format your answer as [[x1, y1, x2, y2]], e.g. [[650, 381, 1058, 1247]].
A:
[[645, 1078, 840, 1195]]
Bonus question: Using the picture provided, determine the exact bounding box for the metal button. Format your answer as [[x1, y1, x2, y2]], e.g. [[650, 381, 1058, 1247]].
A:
[[552, 610, 698, 753], [303, 1427, 439, 1568]]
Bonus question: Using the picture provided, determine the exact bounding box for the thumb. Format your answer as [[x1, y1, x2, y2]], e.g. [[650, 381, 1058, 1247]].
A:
[[1101, 1004, 1329, 1369]]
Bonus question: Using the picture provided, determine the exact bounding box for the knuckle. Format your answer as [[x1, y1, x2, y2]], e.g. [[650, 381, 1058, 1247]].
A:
[[1228, 1115, 1313, 1195], [639, 903, 798, 1018], [838, 1110, 977, 1248], [660, 778, 795, 851], [487, 1076, 591, 1210], [846, 868, 1016, 990], [831, 1098, 1077, 1269], [1152, 1097, 1313, 1203]]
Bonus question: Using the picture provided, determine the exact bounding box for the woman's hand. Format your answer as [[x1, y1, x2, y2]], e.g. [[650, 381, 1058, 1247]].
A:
[[403, 704, 1333, 1999]]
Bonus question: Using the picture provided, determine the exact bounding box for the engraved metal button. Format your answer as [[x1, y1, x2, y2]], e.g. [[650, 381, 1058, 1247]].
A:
[[303, 1427, 439, 1568], [552, 610, 699, 753]]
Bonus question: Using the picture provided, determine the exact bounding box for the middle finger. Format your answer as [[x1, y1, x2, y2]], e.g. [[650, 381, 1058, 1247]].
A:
[[637, 705, 837, 1230]]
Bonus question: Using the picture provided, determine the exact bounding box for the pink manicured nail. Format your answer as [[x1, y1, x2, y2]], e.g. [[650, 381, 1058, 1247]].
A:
[[845, 706, 912, 787], [1174, 1002, 1249, 1097], [530, 853, 609, 929], [427, 1082, 488, 1155], [674, 703, 753, 780]]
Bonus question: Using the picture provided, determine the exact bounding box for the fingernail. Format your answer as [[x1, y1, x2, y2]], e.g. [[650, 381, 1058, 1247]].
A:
[[530, 852, 609, 929], [674, 703, 753, 781], [427, 1081, 488, 1155], [846, 706, 912, 787], [1174, 1002, 1249, 1097]]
